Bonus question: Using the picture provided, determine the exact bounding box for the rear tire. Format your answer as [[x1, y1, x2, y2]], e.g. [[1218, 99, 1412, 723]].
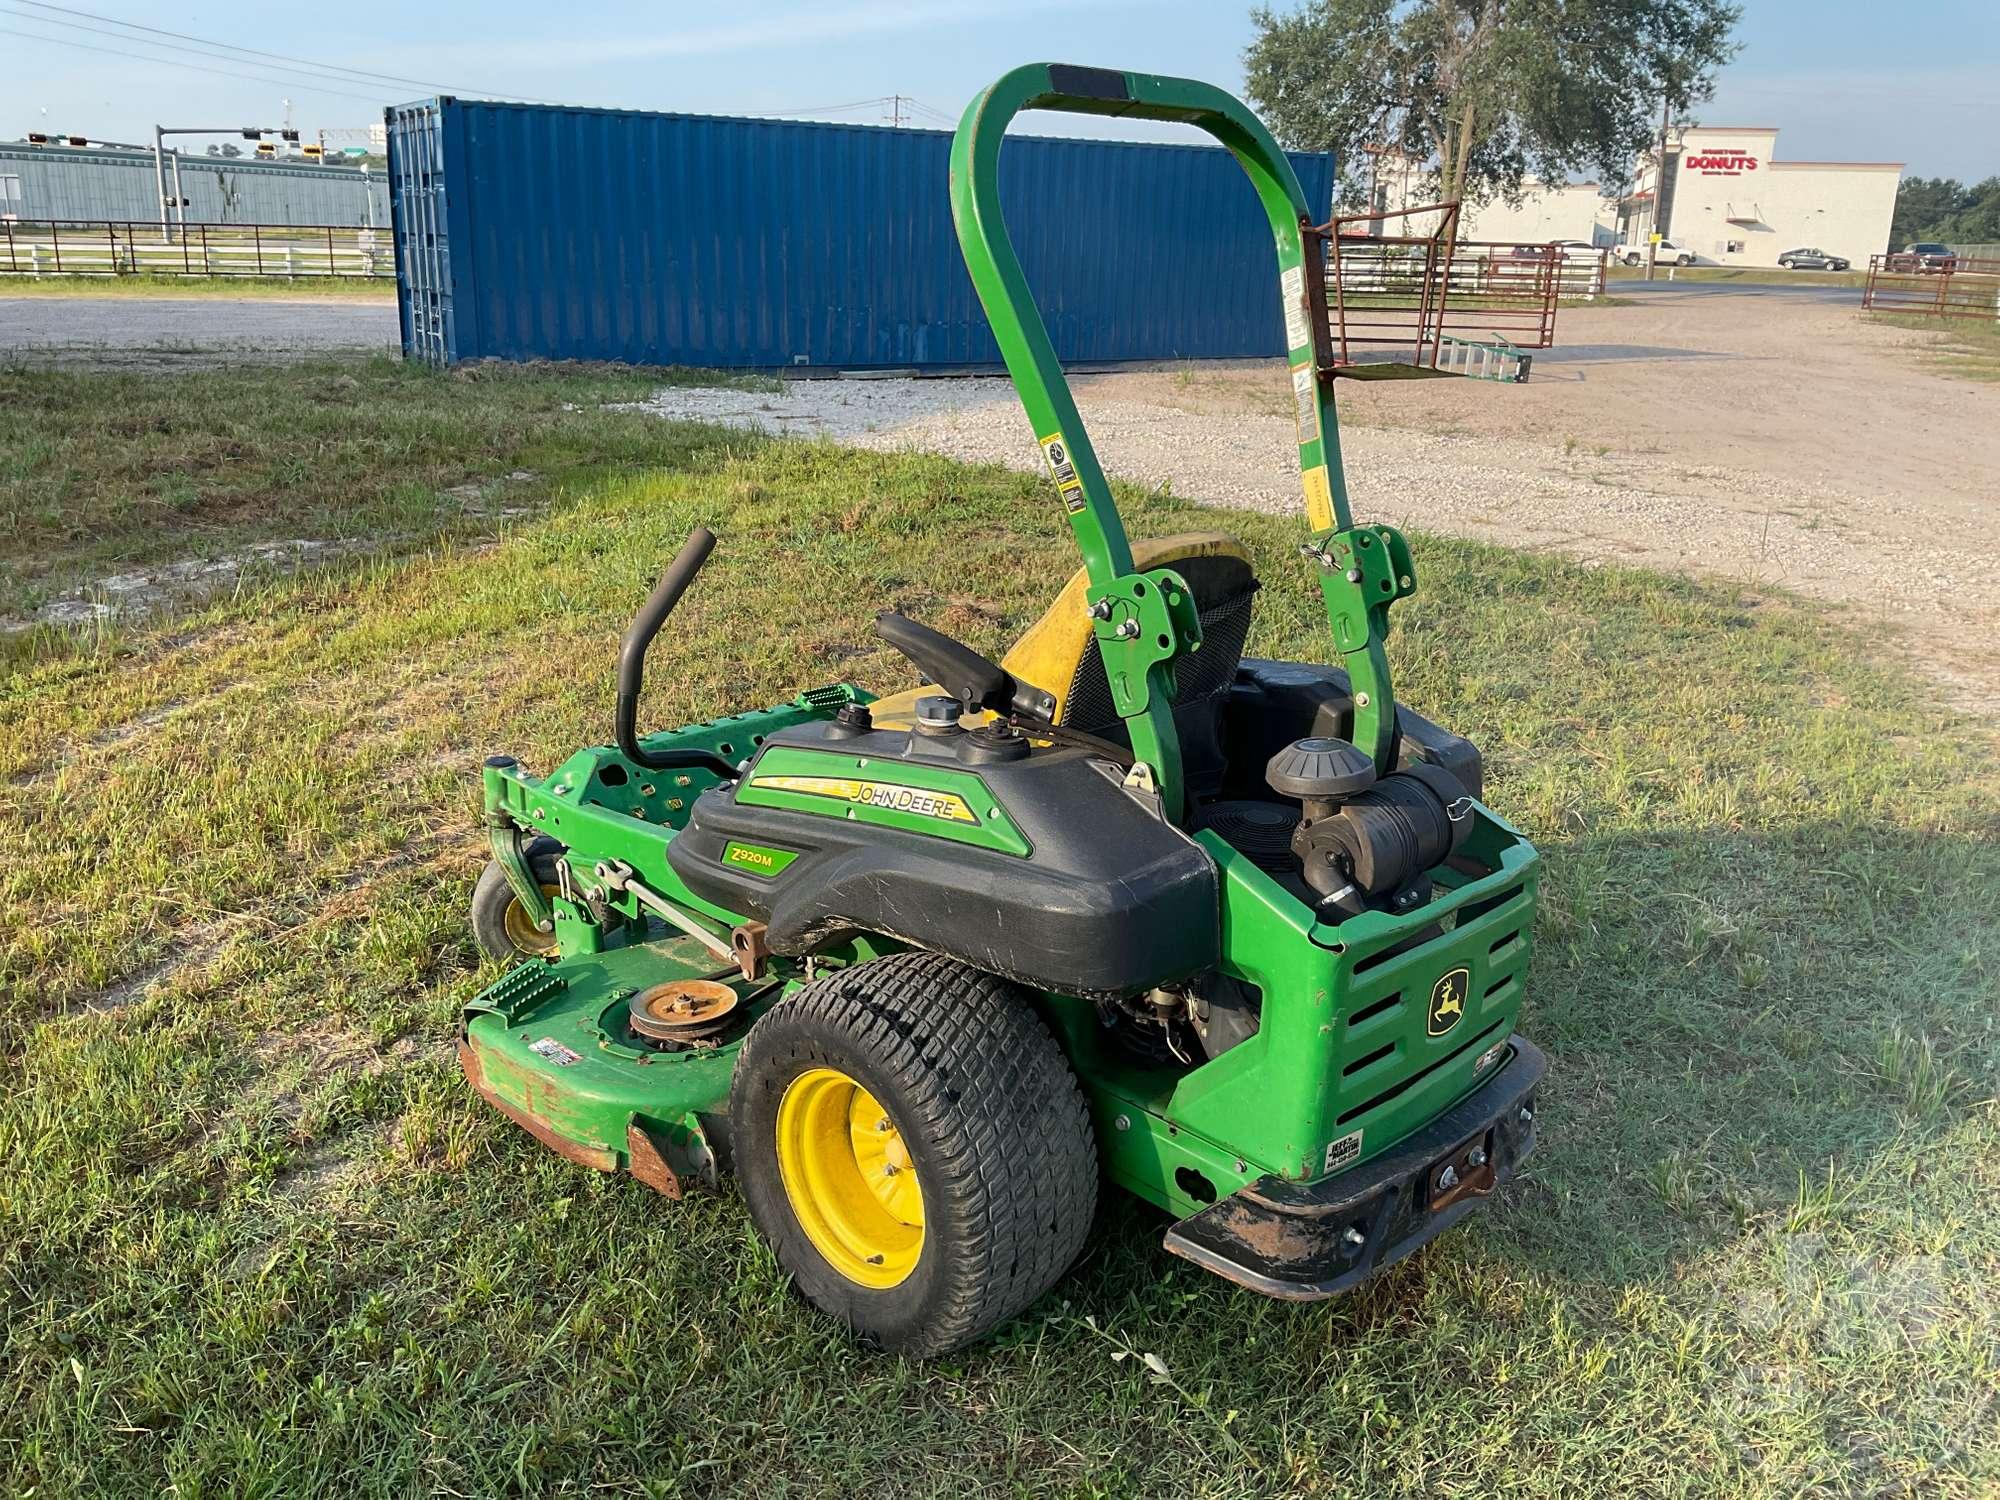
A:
[[731, 951, 1097, 1356], [469, 836, 565, 962]]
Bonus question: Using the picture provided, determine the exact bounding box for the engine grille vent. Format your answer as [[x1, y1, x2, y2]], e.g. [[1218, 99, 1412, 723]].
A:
[[1199, 799, 1296, 874]]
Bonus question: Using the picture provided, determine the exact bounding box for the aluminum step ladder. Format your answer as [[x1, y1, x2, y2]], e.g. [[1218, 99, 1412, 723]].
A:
[[1437, 333, 1532, 383]]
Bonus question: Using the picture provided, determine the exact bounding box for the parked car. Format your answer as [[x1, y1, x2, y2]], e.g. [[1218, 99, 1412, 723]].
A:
[[1777, 247, 1851, 271], [1889, 242, 1957, 273], [1617, 237, 1696, 267], [1550, 239, 1604, 261]]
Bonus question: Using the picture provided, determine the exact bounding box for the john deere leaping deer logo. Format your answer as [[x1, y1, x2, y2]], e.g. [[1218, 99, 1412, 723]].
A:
[[1428, 967, 1470, 1037]]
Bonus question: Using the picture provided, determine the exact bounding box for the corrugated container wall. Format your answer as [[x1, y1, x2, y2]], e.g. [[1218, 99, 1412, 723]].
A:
[[0, 145, 390, 225], [386, 98, 1332, 369]]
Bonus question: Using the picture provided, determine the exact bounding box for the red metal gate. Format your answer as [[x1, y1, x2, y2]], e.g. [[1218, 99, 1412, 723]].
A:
[[1305, 201, 1598, 376], [1863, 252, 2000, 323]]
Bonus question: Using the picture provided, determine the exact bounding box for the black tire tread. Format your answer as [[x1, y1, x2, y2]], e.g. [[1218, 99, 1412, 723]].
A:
[[733, 951, 1096, 1355], [468, 836, 563, 963]]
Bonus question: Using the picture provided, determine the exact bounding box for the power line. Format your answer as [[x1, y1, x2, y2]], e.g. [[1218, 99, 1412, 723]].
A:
[[8, 0, 557, 101], [756, 97, 897, 119], [0, 23, 389, 105], [0, 8, 425, 103]]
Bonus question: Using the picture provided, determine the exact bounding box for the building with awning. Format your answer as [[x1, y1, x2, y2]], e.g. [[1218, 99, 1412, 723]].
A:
[[1617, 125, 1901, 267]]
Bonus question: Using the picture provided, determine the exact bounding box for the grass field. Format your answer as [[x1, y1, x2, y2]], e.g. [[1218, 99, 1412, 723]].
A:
[[1, 273, 394, 300], [3, 358, 1996, 1496], [1867, 313, 2000, 381], [1604, 264, 1869, 288]]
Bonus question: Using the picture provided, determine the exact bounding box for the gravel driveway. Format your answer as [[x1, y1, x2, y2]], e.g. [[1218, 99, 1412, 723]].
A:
[[625, 328, 1999, 713]]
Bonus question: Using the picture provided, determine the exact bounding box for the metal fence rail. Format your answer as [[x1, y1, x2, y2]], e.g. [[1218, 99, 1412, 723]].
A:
[[0, 218, 393, 279], [1310, 202, 1598, 374], [1862, 253, 2000, 322]]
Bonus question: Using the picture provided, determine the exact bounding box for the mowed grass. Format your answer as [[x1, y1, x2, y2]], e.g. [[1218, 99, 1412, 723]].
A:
[[3, 361, 1997, 1497], [0, 357, 772, 628], [1867, 313, 2000, 381], [1, 273, 395, 300], [1604, 264, 1870, 288]]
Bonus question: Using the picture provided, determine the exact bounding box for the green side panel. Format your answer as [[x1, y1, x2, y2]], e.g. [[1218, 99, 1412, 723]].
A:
[[1042, 809, 1540, 1217], [1173, 823, 1540, 1182], [479, 690, 868, 941], [735, 744, 1031, 856]]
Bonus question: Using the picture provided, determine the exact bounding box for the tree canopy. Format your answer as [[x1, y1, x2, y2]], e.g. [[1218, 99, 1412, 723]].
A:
[[1243, 0, 1740, 210], [1890, 176, 2000, 248]]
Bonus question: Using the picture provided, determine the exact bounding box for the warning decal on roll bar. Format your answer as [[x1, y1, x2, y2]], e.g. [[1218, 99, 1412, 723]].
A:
[[1281, 264, 1309, 352], [1040, 433, 1087, 514]]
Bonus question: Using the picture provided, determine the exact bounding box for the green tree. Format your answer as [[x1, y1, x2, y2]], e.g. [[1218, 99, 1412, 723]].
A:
[[1243, 0, 1741, 210], [1945, 178, 2000, 244], [1891, 176, 2000, 248], [1891, 177, 1967, 247]]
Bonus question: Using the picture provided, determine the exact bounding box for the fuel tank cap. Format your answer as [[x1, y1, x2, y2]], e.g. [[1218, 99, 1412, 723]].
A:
[[914, 695, 965, 734]]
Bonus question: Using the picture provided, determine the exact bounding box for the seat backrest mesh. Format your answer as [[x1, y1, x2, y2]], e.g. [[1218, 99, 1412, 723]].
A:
[[1059, 551, 1259, 735]]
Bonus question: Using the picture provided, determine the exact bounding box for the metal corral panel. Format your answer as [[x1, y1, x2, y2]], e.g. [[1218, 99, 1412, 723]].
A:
[[385, 98, 1332, 368], [0, 144, 389, 226]]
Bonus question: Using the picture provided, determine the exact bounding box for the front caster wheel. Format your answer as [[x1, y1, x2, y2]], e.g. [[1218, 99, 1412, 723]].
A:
[[730, 952, 1097, 1356], [469, 836, 566, 962]]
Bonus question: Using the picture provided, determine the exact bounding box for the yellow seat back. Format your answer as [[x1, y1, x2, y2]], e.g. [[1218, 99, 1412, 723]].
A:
[[870, 532, 1256, 729]]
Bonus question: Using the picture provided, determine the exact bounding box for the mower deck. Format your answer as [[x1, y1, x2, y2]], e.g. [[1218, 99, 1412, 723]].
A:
[[459, 933, 775, 1198]]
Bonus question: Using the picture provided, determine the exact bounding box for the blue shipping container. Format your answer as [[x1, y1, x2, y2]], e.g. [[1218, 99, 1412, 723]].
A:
[[386, 97, 1331, 369]]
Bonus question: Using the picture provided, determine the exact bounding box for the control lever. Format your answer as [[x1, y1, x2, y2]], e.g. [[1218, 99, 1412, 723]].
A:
[[873, 611, 1057, 721], [617, 528, 741, 779]]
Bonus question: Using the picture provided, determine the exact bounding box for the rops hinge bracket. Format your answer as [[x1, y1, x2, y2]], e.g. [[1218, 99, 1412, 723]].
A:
[[1083, 565, 1203, 716], [1304, 524, 1416, 652]]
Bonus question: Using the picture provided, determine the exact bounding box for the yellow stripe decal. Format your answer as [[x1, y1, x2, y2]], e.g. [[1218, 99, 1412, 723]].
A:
[[750, 774, 979, 825], [1301, 465, 1335, 533]]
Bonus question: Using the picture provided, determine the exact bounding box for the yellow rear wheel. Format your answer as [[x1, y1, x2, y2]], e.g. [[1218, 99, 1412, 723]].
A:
[[731, 952, 1098, 1356], [775, 1067, 924, 1287]]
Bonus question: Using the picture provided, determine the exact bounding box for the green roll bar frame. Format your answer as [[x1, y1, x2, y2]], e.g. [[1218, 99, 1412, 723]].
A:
[[949, 64, 1412, 819]]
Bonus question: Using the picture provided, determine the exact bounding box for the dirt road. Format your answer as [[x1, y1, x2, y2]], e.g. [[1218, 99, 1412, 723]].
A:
[[629, 289, 2000, 710], [0, 296, 398, 365]]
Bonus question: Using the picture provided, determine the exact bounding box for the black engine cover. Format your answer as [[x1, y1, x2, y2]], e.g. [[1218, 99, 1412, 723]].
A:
[[666, 721, 1219, 999]]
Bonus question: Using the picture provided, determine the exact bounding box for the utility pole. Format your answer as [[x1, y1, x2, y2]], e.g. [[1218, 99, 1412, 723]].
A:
[[1645, 95, 1669, 282], [153, 125, 169, 243], [154, 125, 288, 241]]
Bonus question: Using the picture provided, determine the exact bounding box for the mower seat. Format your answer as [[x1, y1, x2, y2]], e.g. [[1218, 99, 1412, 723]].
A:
[[869, 533, 1259, 782]]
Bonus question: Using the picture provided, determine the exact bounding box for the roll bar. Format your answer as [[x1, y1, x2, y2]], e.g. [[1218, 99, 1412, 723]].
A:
[[947, 65, 1402, 813]]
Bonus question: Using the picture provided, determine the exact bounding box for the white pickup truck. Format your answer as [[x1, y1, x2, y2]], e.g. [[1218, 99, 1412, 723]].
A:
[[1616, 237, 1697, 267]]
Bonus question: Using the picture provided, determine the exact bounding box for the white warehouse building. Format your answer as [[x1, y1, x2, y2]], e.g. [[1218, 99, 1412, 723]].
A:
[[1362, 125, 1902, 268], [1615, 125, 1902, 268]]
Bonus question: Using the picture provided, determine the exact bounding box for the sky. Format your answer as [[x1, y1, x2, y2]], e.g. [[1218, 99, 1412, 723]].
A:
[[5, 0, 1996, 183]]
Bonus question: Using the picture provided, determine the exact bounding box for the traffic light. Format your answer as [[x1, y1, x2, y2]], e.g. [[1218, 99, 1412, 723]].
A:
[[280, 129, 299, 143], [301, 143, 323, 160], [26, 132, 50, 144], [256, 141, 276, 157], [241, 128, 261, 139]]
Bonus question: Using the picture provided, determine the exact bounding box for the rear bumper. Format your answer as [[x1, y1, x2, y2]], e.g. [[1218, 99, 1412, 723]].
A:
[[1163, 1037, 1546, 1299]]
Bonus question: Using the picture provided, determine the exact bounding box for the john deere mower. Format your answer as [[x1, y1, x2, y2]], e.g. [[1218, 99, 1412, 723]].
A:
[[460, 64, 1545, 1355]]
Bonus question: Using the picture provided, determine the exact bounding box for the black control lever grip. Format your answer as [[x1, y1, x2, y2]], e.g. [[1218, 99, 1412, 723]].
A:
[[616, 527, 741, 778], [874, 611, 1012, 710]]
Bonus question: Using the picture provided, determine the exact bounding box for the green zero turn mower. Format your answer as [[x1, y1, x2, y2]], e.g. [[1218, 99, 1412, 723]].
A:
[[461, 64, 1546, 1356]]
